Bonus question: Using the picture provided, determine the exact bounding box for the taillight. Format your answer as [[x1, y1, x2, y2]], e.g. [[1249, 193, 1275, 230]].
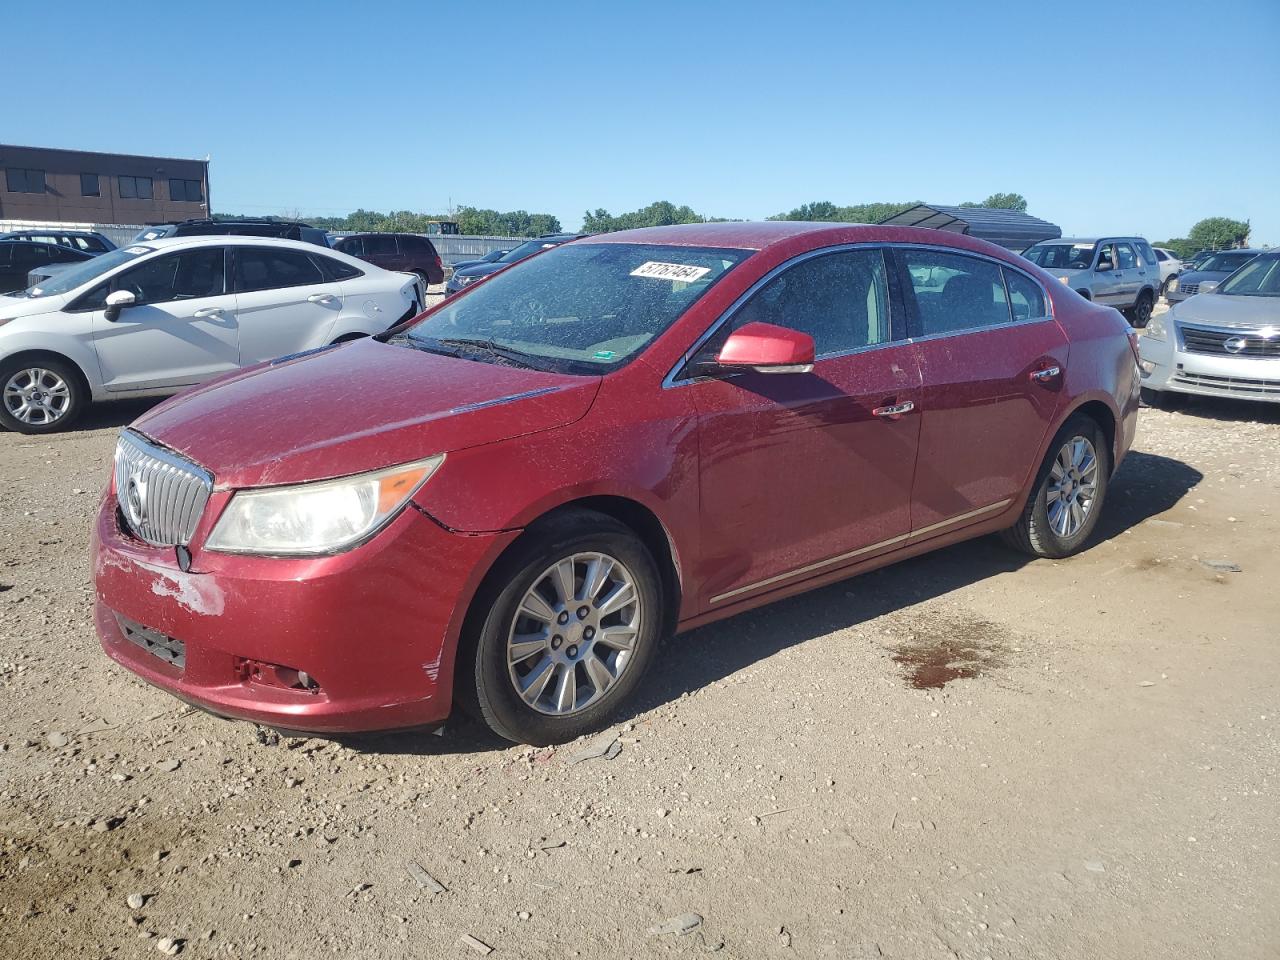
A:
[[1127, 329, 1140, 360]]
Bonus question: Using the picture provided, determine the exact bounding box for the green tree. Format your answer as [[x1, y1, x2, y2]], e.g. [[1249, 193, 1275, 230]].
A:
[[768, 200, 918, 223], [582, 200, 708, 233], [1187, 217, 1250, 251], [959, 192, 1028, 212]]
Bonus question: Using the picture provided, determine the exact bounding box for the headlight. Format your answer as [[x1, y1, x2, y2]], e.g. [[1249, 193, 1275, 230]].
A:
[[206, 455, 444, 555], [1145, 313, 1168, 340], [1169, 277, 1179, 292], [455, 274, 476, 285], [1059, 276, 1071, 285]]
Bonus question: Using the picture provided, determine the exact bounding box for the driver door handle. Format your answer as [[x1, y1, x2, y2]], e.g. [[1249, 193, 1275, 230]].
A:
[[872, 401, 915, 418], [192, 307, 225, 318], [308, 293, 336, 304]]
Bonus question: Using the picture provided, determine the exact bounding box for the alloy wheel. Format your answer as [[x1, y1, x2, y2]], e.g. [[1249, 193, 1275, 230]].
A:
[[3, 368, 72, 426], [506, 551, 642, 716], [1046, 436, 1099, 538]]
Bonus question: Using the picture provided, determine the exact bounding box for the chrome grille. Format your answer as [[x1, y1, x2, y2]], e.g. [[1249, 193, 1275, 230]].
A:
[[114, 430, 213, 547], [1178, 282, 1199, 297], [1180, 324, 1280, 357], [1172, 371, 1280, 397]]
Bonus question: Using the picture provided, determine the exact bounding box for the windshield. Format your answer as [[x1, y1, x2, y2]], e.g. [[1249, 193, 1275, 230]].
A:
[[498, 239, 566, 263], [1198, 252, 1256, 274], [26, 245, 155, 298], [1024, 243, 1095, 270], [406, 242, 748, 374], [1219, 254, 1280, 297]]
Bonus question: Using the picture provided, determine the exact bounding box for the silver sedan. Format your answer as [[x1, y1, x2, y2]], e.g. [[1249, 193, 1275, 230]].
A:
[[1139, 250, 1280, 405]]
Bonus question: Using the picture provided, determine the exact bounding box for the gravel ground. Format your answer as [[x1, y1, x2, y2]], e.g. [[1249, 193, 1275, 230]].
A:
[[1, 375, 1277, 959]]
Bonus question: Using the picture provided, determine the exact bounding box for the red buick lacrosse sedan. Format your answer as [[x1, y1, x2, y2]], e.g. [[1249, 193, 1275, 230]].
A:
[[93, 222, 1139, 744]]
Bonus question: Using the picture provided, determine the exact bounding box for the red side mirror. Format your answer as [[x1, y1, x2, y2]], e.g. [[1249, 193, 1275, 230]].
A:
[[716, 322, 815, 374]]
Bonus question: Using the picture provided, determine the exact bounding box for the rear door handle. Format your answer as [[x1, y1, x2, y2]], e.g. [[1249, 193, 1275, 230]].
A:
[[308, 293, 336, 304], [872, 401, 915, 418], [1030, 365, 1061, 383], [192, 307, 225, 318]]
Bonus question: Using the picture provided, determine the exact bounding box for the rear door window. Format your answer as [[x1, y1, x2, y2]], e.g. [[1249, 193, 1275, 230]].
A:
[[233, 248, 326, 292], [314, 254, 363, 281], [365, 235, 397, 256], [900, 249, 1011, 335], [1003, 268, 1047, 320], [1116, 243, 1138, 270]]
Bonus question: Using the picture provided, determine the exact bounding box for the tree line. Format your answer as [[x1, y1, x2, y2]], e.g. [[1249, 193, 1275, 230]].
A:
[[216, 196, 1253, 254]]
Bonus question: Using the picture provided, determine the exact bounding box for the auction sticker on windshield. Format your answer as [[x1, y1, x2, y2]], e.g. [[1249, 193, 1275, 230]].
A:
[[631, 261, 712, 282]]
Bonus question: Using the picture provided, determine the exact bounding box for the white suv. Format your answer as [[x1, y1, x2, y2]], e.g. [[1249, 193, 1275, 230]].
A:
[[0, 236, 423, 433]]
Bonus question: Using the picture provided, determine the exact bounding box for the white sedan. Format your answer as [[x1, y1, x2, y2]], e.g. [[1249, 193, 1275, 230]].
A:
[[0, 236, 424, 433]]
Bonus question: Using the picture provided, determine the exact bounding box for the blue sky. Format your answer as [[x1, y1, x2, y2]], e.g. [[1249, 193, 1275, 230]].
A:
[[7, 0, 1278, 242]]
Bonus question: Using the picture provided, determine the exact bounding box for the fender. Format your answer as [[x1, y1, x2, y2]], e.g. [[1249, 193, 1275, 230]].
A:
[[0, 331, 104, 401]]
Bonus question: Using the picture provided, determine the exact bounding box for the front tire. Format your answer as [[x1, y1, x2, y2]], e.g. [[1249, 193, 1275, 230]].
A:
[[1002, 416, 1110, 559], [0, 358, 86, 434], [1125, 290, 1154, 328], [461, 510, 664, 745]]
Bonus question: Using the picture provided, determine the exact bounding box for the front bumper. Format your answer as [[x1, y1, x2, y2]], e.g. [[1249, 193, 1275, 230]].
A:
[[1139, 332, 1280, 403], [92, 494, 516, 733]]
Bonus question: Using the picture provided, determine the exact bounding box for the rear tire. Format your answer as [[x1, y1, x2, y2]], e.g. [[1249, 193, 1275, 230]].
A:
[[1002, 415, 1110, 559], [0, 357, 87, 434], [459, 509, 664, 745]]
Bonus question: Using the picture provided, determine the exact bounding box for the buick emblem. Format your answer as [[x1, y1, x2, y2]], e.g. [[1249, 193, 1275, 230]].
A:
[[1223, 336, 1248, 354], [125, 474, 148, 527]]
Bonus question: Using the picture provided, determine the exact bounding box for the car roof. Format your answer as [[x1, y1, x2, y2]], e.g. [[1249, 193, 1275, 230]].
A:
[[584, 220, 1033, 255], [129, 235, 339, 252], [1039, 236, 1149, 245]]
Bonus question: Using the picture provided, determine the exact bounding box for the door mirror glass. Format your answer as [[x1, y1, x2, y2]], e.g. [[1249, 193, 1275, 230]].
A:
[[715, 322, 815, 374], [104, 288, 136, 322], [1197, 280, 1219, 294]]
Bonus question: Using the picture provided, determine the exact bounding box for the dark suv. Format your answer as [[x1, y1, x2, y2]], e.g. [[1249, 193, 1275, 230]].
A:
[[0, 230, 116, 254], [133, 219, 331, 248], [0, 240, 93, 293], [330, 233, 444, 286]]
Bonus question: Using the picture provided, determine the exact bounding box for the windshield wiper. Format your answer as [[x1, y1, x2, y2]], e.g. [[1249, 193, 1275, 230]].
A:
[[433, 337, 545, 370]]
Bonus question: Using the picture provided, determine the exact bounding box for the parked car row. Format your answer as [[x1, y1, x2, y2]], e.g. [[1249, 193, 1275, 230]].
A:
[[445, 233, 587, 295], [88, 221, 1141, 744]]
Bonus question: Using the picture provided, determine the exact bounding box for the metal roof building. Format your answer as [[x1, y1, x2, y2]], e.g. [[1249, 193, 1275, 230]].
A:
[[878, 203, 1060, 252]]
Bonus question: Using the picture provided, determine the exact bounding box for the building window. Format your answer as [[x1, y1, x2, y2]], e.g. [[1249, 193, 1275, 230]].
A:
[[6, 168, 46, 193], [169, 178, 203, 203], [80, 173, 100, 197], [118, 175, 154, 200]]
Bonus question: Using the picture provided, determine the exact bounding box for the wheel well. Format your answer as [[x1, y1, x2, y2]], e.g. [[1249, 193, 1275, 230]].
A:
[[0, 349, 92, 396], [330, 333, 367, 344], [467, 496, 683, 641], [1138, 286, 1155, 302], [552, 497, 682, 635], [1075, 289, 1092, 301], [1071, 400, 1117, 475]]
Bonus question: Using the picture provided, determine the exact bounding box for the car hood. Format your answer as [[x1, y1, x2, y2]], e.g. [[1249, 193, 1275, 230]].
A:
[[1172, 292, 1280, 329], [453, 262, 507, 279], [1180, 269, 1234, 284], [130, 339, 601, 489], [0, 291, 72, 320]]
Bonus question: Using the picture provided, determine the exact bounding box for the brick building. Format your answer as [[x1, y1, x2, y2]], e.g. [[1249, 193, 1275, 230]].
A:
[[0, 144, 210, 225]]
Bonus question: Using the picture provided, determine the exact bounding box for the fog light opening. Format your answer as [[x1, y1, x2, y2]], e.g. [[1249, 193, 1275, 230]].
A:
[[235, 657, 322, 694]]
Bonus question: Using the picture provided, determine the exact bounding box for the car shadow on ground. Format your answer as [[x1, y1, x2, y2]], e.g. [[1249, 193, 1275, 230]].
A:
[[1147, 396, 1280, 425], [355, 449, 1202, 757], [73, 398, 164, 433]]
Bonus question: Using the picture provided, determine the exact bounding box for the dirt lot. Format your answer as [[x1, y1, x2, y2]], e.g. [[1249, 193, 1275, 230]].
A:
[[1, 380, 1277, 959]]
